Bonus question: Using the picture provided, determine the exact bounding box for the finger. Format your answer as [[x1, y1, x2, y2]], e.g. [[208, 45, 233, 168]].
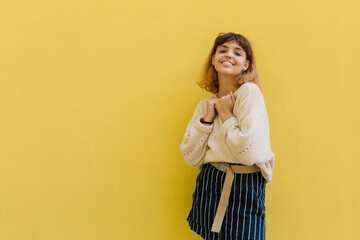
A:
[[230, 92, 235, 103]]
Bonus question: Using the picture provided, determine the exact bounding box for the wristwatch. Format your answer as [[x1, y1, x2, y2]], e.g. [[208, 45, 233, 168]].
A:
[[200, 117, 213, 125]]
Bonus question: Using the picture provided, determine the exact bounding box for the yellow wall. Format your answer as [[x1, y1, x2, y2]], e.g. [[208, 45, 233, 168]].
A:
[[1, 0, 359, 239]]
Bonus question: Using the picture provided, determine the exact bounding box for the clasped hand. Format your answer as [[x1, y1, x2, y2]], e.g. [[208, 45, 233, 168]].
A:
[[205, 92, 236, 123], [215, 92, 236, 122]]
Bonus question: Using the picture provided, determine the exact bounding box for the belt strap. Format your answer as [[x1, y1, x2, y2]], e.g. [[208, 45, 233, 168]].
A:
[[210, 162, 261, 233]]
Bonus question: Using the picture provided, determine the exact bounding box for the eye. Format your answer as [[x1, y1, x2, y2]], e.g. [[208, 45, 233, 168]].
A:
[[235, 52, 241, 56], [219, 50, 226, 53]]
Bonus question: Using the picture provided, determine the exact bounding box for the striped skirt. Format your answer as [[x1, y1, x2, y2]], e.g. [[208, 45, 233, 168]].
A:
[[186, 163, 266, 240]]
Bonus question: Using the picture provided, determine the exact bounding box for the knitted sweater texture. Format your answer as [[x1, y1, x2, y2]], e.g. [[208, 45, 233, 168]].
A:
[[180, 82, 275, 183]]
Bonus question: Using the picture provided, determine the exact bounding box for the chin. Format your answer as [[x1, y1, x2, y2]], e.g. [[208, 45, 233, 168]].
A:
[[217, 70, 239, 76]]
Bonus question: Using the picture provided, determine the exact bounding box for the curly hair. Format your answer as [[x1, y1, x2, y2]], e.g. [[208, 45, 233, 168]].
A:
[[197, 32, 262, 94]]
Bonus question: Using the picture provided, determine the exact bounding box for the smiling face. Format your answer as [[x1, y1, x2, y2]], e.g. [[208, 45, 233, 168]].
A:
[[211, 40, 250, 77]]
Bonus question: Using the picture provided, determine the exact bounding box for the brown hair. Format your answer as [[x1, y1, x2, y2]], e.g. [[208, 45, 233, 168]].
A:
[[197, 32, 262, 94]]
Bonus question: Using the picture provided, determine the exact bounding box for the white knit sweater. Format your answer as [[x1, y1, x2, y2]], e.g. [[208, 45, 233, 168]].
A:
[[180, 82, 275, 183]]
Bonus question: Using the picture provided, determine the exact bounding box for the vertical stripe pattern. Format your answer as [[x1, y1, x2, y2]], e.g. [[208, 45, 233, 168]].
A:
[[186, 163, 266, 240]]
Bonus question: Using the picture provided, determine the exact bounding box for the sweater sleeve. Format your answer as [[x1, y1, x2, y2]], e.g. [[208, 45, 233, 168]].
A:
[[219, 83, 274, 166], [180, 99, 214, 167]]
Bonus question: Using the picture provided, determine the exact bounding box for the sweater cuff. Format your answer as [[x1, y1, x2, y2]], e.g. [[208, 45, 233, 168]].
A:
[[220, 116, 238, 137], [194, 116, 214, 133]]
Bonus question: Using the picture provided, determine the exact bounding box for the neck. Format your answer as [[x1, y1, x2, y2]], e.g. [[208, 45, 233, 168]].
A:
[[216, 73, 240, 98]]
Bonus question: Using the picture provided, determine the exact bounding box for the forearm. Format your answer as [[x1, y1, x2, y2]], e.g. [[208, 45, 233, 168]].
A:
[[180, 129, 211, 167], [219, 112, 234, 123], [180, 115, 214, 166], [220, 115, 273, 166]]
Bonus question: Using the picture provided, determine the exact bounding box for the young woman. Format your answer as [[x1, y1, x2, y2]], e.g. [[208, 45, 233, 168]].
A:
[[180, 32, 275, 240]]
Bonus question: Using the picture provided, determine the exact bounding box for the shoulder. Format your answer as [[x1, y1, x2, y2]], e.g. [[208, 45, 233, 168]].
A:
[[234, 82, 262, 97], [233, 82, 264, 106], [233, 82, 268, 117]]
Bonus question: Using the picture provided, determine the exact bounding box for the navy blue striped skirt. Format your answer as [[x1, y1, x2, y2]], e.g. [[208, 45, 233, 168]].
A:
[[186, 163, 266, 240]]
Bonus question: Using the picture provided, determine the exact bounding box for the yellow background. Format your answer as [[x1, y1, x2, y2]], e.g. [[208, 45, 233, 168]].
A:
[[1, 0, 359, 239]]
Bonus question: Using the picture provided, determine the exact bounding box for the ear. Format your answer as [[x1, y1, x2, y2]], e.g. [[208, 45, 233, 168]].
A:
[[212, 55, 215, 66], [244, 60, 250, 71]]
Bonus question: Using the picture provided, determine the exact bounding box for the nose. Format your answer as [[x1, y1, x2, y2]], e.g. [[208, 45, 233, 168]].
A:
[[225, 52, 233, 58]]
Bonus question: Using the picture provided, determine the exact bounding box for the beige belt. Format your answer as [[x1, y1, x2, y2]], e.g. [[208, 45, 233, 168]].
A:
[[209, 162, 261, 233]]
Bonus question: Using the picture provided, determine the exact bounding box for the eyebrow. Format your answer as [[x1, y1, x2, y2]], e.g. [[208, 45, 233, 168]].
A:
[[219, 44, 244, 52]]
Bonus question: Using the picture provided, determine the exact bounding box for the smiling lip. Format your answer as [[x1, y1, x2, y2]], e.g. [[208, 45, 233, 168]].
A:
[[221, 61, 234, 65]]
